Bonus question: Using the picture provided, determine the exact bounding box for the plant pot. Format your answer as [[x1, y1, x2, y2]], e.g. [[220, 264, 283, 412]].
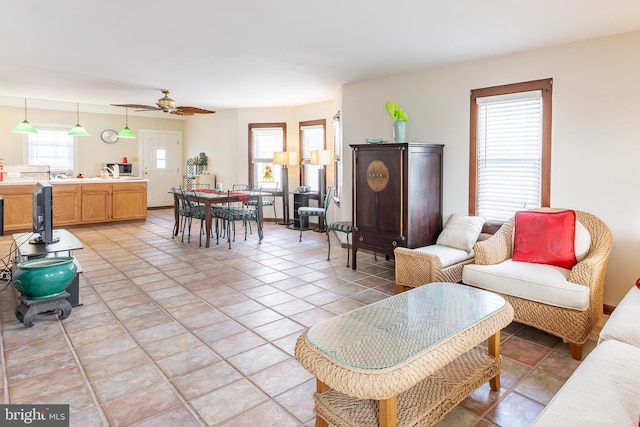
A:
[[394, 119, 407, 143], [13, 257, 77, 300]]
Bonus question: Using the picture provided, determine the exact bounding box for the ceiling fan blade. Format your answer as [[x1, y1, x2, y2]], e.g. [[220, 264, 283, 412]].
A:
[[111, 103, 161, 111], [173, 106, 216, 115]]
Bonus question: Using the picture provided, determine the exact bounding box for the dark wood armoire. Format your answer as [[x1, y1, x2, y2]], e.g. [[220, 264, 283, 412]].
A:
[[350, 142, 443, 270]]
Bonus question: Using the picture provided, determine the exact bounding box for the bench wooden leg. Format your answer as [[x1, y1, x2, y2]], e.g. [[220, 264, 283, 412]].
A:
[[569, 343, 582, 360], [488, 331, 501, 391], [379, 396, 398, 427]]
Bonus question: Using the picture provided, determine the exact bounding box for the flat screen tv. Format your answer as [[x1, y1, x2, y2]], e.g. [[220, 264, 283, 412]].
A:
[[30, 181, 58, 244]]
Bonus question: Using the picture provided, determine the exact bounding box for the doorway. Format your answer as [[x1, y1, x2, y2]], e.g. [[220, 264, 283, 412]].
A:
[[140, 130, 182, 207]]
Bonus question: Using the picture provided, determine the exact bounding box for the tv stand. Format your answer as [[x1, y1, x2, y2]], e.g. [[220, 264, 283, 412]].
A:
[[28, 235, 61, 245], [13, 229, 83, 309]]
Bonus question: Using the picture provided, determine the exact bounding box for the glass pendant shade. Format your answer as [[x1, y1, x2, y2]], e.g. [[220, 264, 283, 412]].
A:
[[13, 98, 37, 133], [117, 108, 136, 138], [68, 103, 89, 136]]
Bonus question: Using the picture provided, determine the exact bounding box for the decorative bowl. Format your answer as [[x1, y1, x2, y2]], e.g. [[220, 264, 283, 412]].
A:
[[13, 257, 77, 299]]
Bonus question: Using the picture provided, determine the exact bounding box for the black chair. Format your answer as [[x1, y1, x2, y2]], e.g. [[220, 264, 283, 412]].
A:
[[298, 187, 334, 242], [178, 188, 208, 246]]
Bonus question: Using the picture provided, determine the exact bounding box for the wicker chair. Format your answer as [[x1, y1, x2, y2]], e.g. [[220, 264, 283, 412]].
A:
[[462, 208, 613, 360], [395, 246, 476, 293]]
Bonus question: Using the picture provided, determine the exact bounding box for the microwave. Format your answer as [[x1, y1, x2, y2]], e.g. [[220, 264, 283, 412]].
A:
[[105, 163, 133, 176]]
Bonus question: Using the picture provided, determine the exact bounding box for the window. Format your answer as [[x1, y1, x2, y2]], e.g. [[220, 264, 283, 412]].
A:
[[249, 123, 286, 187], [299, 119, 326, 192], [469, 79, 552, 223], [332, 111, 341, 205], [27, 125, 76, 174]]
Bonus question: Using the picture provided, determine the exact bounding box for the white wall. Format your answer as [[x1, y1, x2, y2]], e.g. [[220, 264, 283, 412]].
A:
[[340, 30, 640, 306]]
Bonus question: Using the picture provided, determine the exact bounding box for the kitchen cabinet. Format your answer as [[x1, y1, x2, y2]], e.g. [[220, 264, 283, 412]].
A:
[[0, 180, 147, 233], [350, 142, 443, 270], [81, 184, 111, 223], [112, 182, 147, 220]]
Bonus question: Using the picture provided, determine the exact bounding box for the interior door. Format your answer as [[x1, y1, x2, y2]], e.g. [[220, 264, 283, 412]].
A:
[[141, 130, 182, 207]]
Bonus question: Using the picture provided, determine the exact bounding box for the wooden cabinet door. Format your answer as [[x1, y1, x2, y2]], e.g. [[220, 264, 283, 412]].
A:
[[53, 185, 81, 226], [354, 146, 403, 241], [1, 185, 33, 232], [112, 182, 147, 220], [81, 184, 111, 222]]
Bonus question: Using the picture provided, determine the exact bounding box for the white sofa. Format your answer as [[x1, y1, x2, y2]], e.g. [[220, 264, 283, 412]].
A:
[[532, 286, 640, 425]]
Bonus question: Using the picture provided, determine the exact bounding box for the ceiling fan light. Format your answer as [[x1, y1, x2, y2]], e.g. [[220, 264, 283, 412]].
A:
[[118, 127, 136, 138], [13, 120, 37, 134], [13, 98, 37, 133]]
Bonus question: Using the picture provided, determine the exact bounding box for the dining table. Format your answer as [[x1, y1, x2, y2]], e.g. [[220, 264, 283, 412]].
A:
[[172, 189, 264, 248]]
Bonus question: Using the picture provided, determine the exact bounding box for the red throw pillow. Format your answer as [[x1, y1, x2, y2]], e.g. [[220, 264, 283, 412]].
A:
[[512, 210, 577, 269]]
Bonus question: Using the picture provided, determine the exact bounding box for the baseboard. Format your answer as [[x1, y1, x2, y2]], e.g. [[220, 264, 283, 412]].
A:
[[603, 304, 615, 315]]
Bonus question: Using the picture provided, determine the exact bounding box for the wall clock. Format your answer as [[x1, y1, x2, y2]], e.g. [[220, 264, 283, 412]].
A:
[[101, 130, 119, 144]]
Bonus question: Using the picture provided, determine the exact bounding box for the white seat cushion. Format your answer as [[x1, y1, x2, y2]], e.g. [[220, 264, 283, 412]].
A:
[[412, 244, 474, 268], [462, 260, 589, 311], [598, 286, 640, 347], [532, 340, 640, 426]]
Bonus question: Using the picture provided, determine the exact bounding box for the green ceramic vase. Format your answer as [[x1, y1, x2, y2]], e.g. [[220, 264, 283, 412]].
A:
[[13, 257, 77, 300], [394, 119, 407, 143]]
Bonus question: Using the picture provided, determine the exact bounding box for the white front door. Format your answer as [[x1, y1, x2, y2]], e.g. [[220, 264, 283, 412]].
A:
[[140, 130, 182, 207]]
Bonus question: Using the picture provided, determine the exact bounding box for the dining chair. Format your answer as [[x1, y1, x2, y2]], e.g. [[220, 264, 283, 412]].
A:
[[170, 187, 188, 239], [178, 188, 208, 246], [298, 187, 334, 242], [212, 190, 255, 249], [245, 182, 277, 223]]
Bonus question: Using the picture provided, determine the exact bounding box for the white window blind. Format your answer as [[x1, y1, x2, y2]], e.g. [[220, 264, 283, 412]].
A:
[[251, 126, 284, 185], [28, 127, 75, 173], [252, 127, 284, 162], [301, 124, 325, 160], [300, 123, 325, 190], [476, 90, 542, 222], [332, 113, 341, 201]]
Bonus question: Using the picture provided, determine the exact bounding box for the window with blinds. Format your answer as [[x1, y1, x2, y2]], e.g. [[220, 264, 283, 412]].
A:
[[332, 111, 341, 203], [28, 126, 76, 174], [249, 123, 285, 186], [470, 79, 552, 223], [299, 119, 326, 191]]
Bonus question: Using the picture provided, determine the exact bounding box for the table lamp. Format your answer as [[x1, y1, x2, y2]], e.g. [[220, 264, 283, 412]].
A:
[[273, 151, 298, 225]]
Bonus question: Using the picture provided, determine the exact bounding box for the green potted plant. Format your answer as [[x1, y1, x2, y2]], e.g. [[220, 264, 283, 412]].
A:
[[385, 102, 408, 143]]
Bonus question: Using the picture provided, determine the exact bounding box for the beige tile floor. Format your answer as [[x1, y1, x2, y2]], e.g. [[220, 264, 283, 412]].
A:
[[0, 209, 606, 426]]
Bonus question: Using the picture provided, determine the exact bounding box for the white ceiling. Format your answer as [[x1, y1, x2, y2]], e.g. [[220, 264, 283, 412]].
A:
[[2, 0, 640, 113]]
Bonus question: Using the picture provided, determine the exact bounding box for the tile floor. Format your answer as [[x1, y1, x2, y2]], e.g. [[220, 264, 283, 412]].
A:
[[0, 209, 606, 426]]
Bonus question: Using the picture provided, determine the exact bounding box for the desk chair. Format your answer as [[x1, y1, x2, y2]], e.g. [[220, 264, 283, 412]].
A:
[[298, 187, 334, 243]]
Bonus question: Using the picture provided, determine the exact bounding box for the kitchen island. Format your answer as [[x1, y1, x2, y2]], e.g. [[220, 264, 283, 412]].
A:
[[0, 178, 148, 233]]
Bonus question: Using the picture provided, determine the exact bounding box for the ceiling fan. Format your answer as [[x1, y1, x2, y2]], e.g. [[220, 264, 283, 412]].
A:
[[112, 89, 216, 116]]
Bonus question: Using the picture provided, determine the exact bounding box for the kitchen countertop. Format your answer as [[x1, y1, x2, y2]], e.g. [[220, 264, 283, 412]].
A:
[[0, 177, 148, 186]]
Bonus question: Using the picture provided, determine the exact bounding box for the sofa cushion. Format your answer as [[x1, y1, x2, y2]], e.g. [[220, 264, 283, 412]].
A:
[[436, 214, 485, 252], [598, 286, 640, 347], [462, 260, 589, 310], [532, 340, 640, 426], [412, 244, 474, 268], [512, 210, 577, 269]]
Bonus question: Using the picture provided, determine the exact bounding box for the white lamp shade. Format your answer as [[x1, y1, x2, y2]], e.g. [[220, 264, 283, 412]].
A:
[[273, 151, 288, 165], [311, 149, 332, 166]]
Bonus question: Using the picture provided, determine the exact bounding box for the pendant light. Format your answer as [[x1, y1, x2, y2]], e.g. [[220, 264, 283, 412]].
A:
[[117, 107, 136, 138], [68, 103, 89, 136], [13, 98, 37, 133]]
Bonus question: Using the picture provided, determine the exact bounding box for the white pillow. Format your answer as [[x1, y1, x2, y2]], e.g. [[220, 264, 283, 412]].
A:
[[436, 214, 486, 252]]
